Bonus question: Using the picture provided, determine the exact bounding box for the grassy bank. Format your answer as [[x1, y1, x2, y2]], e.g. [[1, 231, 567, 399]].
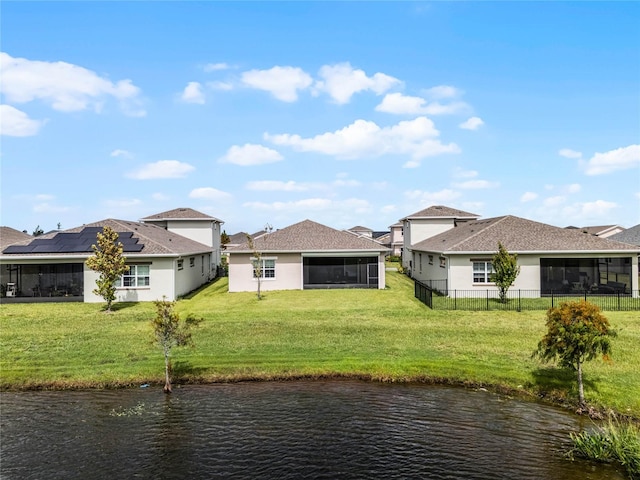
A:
[[1, 272, 638, 418]]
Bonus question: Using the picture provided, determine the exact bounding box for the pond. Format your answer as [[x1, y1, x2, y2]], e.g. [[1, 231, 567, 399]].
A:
[[0, 381, 625, 479]]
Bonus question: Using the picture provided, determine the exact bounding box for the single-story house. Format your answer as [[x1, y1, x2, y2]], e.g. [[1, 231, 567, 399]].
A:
[[0, 209, 224, 303], [408, 215, 639, 296], [565, 224, 626, 238], [226, 219, 390, 292]]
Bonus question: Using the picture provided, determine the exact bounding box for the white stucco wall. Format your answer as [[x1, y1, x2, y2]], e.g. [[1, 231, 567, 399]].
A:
[[174, 253, 212, 297], [412, 251, 638, 298], [402, 218, 456, 269]]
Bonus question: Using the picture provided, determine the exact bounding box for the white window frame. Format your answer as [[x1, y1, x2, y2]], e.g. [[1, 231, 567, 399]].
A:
[[252, 257, 276, 280], [472, 260, 494, 284], [116, 264, 150, 288], [177, 259, 184, 271]]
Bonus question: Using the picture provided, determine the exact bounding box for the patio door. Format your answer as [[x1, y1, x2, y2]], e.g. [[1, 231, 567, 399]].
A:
[[367, 263, 378, 287]]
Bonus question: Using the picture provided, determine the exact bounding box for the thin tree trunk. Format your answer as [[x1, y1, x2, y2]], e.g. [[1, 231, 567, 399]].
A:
[[577, 360, 584, 406], [163, 349, 172, 394]]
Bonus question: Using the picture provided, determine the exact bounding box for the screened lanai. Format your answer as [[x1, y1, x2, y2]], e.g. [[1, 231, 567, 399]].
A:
[[303, 256, 379, 289]]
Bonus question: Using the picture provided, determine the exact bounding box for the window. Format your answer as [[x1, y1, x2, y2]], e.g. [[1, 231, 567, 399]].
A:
[[253, 258, 276, 279], [177, 259, 183, 270], [428, 255, 433, 265], [189, 257, 195, 268], [116, 265, 150, 288], [473, 261, 493, 283]]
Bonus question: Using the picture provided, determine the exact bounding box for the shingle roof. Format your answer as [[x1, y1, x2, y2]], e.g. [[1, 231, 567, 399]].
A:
[[1, 219, 212, 257], [227, 220, 389, 253], [400, 205, 480, 221], [140, 207, 222, 222], [0, 227, 33, 251], [609, 224, 640, 246], [573, 225, 623, 236], [412, 215, 639, 253]]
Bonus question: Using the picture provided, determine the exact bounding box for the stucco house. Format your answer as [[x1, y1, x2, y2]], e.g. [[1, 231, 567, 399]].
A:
[[566, 224, 626, 238], [0, 209, 224, 303], [227, 219, 390, 292], [408, 214, 639, 297], [400, 205, 480, 271]]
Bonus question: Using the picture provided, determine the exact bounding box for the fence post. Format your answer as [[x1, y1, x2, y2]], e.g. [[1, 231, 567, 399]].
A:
[[551, 291, 555, 308], [518, 289, 521, 312], [486, 290, 489, 311], [617, 291, 620, 311], [454, 289, 457, 310]]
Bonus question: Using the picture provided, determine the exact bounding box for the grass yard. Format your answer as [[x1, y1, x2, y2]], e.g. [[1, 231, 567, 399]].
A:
[[1, 271, 638, 418]]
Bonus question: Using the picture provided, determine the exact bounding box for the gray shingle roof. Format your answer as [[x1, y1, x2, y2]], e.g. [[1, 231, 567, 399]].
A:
[[0, 227, 32, 250], [1, 219, 212, 257], [400, 205, 480, 221], [412, 215, 639, 253], [609, 224, 640, 246], [227, 220, 389, 253], [140, 207, 222, 222]]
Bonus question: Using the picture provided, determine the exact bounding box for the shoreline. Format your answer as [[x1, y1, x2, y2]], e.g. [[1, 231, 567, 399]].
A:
[[3, 372, 637, 423]]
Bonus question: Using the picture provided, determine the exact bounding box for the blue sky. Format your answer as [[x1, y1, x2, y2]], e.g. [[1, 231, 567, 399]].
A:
[[1, 2, 639, 235]]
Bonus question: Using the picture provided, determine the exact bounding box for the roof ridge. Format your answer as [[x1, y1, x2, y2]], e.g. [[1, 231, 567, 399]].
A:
[[447, 215, 508, 250]]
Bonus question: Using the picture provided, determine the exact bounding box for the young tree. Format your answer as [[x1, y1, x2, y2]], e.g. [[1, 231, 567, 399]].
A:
[[246, 233, 263, 300], [490, 242, 520, 303], [85, 226, 128, 312], [151, 297, 201, 393], [32, 225, 44, 236], [532, 300, 616, 406]]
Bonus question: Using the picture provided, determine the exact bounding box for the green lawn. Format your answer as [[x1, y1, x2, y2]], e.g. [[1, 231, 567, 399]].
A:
[[1, 271, 638, 418]]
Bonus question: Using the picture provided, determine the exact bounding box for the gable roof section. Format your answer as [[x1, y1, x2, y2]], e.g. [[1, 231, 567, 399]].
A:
[[609, 224, 640, 246], [227, 220, 389, 253], [0, 227, 32, 250], [400, 205, 480, 221], [412, 215, 639, 254], [140, 207, 222, 222], [1, 219, 212, 257]]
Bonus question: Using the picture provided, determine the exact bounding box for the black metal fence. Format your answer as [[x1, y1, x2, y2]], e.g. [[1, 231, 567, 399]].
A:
[[414, 280, 640, 311]]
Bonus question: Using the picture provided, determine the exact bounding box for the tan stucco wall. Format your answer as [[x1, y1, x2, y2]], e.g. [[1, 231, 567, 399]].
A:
[[228, 253, 303, 292]]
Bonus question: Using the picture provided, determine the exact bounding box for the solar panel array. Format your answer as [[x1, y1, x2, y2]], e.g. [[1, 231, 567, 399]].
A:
[[2, 227, 144, 254]]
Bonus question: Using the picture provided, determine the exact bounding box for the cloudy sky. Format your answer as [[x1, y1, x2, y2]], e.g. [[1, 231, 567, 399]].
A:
[[1, 2, 639, 235]]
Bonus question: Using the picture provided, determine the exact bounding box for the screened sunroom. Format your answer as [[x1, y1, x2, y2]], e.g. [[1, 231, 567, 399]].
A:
[[303, 256, 379, 289]]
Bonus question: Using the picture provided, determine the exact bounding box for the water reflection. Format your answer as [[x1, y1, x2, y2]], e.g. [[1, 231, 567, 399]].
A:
[[0, 381, 625, 479]]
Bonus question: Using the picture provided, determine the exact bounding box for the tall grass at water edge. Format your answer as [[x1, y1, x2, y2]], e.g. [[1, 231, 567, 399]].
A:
[[569, 418, 640, 479]]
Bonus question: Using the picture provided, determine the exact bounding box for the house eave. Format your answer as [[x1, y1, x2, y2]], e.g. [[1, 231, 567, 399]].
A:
[[409, 248, 640, 256]]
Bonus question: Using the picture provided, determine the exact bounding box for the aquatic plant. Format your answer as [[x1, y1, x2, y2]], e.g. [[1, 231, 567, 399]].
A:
[[568, 418, 640, 479]]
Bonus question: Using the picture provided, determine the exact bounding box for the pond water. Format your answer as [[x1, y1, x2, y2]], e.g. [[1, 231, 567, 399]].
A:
[[0, 381, 625, 479]]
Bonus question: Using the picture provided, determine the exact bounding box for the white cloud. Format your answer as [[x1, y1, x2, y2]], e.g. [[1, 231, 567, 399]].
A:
[[404, 188, 462, 204], [207, 81, 233, 91], [245, 180, 309, 192], [453, 167, 478, 179], [333, 178, 361, 187], [375, 93, 467, 116], [203, 62, 230, 72], [543, 196, 565, 207], [180, 81, 206, 104], [0, 52, 145, 116], [103, 198, 142, 208], [219, 144, 284, 166], [566, 183, 581, 194], [241, 66, 312, 102], [459, 116, 484, 130], [559, 148, 582, 159], [314, 62, 401, 104], [151, 192, 170, 201], [126, 160, 195, 179], [520, 192, 538, 202], [424, 85, 462, 99], [381, 204, 397, 214], [576, 200, 618, 217], [189, 187, 232, 200], [584, 144, 640, 175], [0, 104, 43, 136], [375, 93, 429, 115], [265, 116, 460, 165], [33, 202, 70, 214], [452, 179, 499, 189], [110, 149, 133, 159], [244, 197, 372, 215]]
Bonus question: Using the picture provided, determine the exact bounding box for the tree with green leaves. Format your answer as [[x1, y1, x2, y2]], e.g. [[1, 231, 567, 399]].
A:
[[85, 226, 128, 312], [32, 225, 44, 236], [220, 230, 230, 250], [490, 242, 520, 303], [151, 297, 201, 393], [246, 233, 263, 300], [532, 300, 616, 406]]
